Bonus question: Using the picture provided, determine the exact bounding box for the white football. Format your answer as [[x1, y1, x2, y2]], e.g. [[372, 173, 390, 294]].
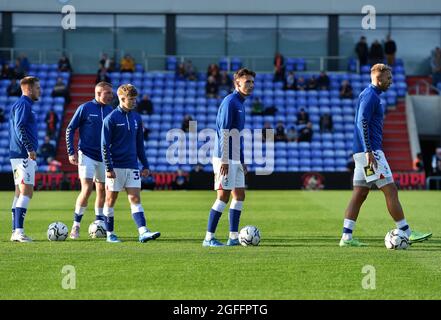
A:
[[239, 225, 261, 246], [384, 229, 409, 250], [47, 222, 68, 241], [88, 220, 107, 238]]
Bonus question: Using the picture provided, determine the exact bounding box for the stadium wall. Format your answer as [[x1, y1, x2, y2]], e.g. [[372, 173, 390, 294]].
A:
[[0, 171, 427, 191], [2, 0, 441, 14]]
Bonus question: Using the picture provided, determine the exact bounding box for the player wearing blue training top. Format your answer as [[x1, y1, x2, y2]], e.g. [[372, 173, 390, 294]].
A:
[[203, 68, 255, 247], [66, 82, 114, 239], [9, 76, 41, 242], [101, 84, 160, 243], [339, 64, 432, 247]]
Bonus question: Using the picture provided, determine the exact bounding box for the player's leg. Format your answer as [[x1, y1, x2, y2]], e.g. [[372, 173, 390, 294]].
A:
[[380, 181, 432, 243], [70, 153, 96, 238], [104, 190, 120, 242], [226, 163, 246, 246], [126, 186, 160, 242], [93, 160, 107, 222], [103, 168, 123, 243], [69, 177, 94, 239], [203, 158, 233, 247], [10, 185, 20, 240], [94, 182, 106, 222], [339, 186, 370, 247], [227, 188, 245, 246], [11, 158, 35, 242]]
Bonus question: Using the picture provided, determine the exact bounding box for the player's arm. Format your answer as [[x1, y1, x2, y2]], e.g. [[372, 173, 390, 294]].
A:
[[101, 117, 115, 178], [66, 105, 83, 165], [356, 94, 377, 168], [136, 117, 150, 177], [15, 103, 36, 160], [218, 100, 234, 175]]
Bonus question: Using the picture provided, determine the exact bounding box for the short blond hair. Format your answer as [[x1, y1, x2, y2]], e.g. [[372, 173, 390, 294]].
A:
[[96, 81, 112, 89], [117, 84, 138, 98], [371, 63, 392, 74], [20, 76, 39, 88]]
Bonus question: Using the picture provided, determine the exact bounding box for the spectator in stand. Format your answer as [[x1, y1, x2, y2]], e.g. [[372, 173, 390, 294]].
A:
[[51, 77, 70, 103], [262, 122, 272, 142], [47, 157, 62, 173], [0, 106, 5, 123], [38, 135, 56, 163], [430, 47, 441, 87], [137, 94, 154, 115], [319, 113, 333, 133], [106, 58, 116, 72], [99, 53, 112, 70], [205, 75, 219, 98], [339, 80, 354, 99], [251, 97, 264, 115], [369, 39, 384, 65], [284, 71, 297, 90], [306, 76, 317, 90], [297, 122, 313, 142], [207, 63, 221, 83], [19, 55, 30, 74], [273, 52, 285, 82], [218, 71, 233, 93], [58, 54, 72, 72], [96, 66, 111, 84], [296, 108, 309, 125], [7, 78, 22, 97], [181, 115, 193, 133], [1, 64, 14, 79], [355, 36, 369, 66], [275, 122, 287, 142], [384, 34, 397, 66], [172, 170, 188, 190], [296, 76, 307, 90], [184, 60, 197, 81], [176, 63, 186, 81], [413, 152, 424, 172], [120, 54, 135, 73], [13, 58, 26, 79], [286, 126, 297, 142], [432, 147, 441, 175], [316, 71, 330, 90], [45, 109, 59, 139]]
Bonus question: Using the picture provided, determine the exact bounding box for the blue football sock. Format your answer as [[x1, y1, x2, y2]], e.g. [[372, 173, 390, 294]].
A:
[[132, 212, 146, 228], [207, 209, 222, 233], [229, 209, 241, 233], [14, 207, 27, 229]]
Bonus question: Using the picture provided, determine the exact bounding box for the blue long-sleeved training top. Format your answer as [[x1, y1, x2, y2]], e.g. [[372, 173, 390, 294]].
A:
[[213, 90, 246, 163], [101, 106, 149, 171], [353, 84, 385, 154], [66, 99, 113, 162], [9, 95, 38, 159]]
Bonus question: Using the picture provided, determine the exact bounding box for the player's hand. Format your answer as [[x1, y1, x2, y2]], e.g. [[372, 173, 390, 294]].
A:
[[69, 154, 78, 165], [28, 151, 36, 161], [220, 163, 229, 176], [365, 152, 378, 170], [141, 168, 150, 177], [242, 164, 248, 175], [107, 170, 116, 179]]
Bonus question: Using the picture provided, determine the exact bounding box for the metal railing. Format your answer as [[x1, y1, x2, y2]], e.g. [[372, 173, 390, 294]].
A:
[[0, 47, 73, 65], [409, 79, 440, 95]]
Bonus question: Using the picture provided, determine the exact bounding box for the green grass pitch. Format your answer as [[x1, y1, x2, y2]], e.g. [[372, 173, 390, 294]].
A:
[[0, 190, 440, 299]]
